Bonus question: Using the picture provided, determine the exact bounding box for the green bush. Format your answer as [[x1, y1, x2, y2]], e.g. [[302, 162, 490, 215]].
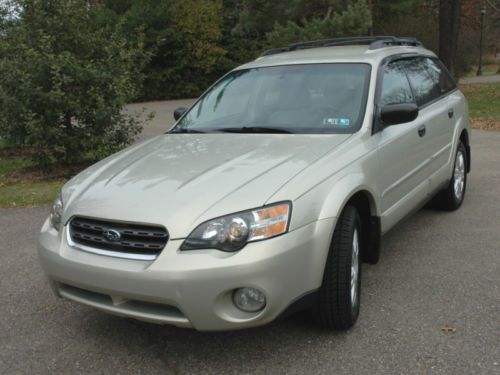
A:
[[0, 0, 150, 165]]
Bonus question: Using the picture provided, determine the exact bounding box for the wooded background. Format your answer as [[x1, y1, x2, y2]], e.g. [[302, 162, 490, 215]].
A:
[[0, 0, 498, 164], [3, 0, 498, 100]]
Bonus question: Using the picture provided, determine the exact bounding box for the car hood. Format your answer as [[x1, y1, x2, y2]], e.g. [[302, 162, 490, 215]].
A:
[[63, 133, 350, 238]]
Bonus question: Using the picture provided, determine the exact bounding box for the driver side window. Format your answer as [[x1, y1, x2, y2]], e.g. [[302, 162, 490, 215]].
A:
[[379, 61, 414, 107]]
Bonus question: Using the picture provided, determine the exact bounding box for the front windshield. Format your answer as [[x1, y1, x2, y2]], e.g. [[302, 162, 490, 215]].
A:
[[173, 63, 371, 134]]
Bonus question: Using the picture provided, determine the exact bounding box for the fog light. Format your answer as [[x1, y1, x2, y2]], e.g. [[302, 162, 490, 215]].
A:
[[233, 288, 266, 312]]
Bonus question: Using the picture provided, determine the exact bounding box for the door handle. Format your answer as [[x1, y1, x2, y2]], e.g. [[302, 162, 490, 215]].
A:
[[448, 109, 454, 119], [418, 125, 426, 137]]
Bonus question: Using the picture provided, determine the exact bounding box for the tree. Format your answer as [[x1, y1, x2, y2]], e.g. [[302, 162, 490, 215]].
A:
[[232, 0, 292, 37], [439, 0, 462, 76], [483, 0, 500, 73], [0, 0, 150, 165], [265, 0, 372, 47], [371, 0, 424, 35], [101, 0, 225, 100]]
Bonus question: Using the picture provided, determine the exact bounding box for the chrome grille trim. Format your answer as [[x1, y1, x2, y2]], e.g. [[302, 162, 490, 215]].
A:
[[67, 217, 169, 261]]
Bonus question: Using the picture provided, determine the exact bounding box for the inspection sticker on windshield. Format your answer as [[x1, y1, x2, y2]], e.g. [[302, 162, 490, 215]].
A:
[[323, 118, 350, 127]]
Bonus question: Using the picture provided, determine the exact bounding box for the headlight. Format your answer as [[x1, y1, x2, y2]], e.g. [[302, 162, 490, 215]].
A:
[[50, 194, 64, 231], [181, 202, 291, 252]]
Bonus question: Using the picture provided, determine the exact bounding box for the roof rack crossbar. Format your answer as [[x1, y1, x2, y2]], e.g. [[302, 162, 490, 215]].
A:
[[260, 36, 423, 57]]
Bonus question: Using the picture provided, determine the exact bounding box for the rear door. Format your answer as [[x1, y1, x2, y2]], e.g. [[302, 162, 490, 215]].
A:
[[420, 58, 458, 190], [404, 57, 457, 192]]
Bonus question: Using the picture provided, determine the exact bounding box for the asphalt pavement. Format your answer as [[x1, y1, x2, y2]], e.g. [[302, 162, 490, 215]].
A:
[[459, 74, 500, 84], [125, 98, 195, 140], [1, 124, 499, 374]]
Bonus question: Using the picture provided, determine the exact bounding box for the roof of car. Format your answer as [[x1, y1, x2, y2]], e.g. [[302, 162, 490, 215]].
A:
[[236, 39, 436, 70]]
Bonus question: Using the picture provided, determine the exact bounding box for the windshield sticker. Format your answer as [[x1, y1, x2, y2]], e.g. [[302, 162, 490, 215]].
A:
[[323, 118, 350, 126]]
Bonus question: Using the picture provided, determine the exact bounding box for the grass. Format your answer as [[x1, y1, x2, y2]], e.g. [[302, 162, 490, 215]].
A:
[[0, 179, 64, 208], [0, 151, 90, 208], [465, 64, 499, 77], [460, 82, 500, 130], [0, 155, 65, 208], [0, 157, 33, 177]]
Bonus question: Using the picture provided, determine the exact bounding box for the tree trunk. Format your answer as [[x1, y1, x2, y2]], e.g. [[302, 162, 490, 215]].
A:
[[64, 113, 73, 134], [324, 6, 333, 21], [367, 0, 374, 36], [439, 0, 462, 76]]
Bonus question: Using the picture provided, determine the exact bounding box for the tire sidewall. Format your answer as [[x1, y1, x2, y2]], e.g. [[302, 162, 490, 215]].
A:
[[313, 205, 363, 329], [350, 214, 362, 321], [452, 142, 467, 207]]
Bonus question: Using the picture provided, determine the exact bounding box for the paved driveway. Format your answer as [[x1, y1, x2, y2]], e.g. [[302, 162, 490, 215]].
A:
[[459, 74, 500, 84], [1, 124, 499, 373], [125, 98, 195, 140]]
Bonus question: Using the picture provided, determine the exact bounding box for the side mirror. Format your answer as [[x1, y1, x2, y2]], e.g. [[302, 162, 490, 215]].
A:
[[380, 103, 418, 126], [174, 107, 187, 121]]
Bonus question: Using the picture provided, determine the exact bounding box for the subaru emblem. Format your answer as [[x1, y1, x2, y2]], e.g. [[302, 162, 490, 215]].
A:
[[103, 229, 121, 242]]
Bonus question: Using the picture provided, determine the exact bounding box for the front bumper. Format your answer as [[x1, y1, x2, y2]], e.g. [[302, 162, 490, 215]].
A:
[[38, 217, 334, 331]]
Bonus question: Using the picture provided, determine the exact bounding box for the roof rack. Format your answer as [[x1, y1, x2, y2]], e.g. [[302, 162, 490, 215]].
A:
[[261, 36, 423, 57]]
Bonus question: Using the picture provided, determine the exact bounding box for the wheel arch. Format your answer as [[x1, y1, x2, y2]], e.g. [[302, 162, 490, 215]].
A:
[[342, 190, 381, 265], [320, 183, 381, 265]]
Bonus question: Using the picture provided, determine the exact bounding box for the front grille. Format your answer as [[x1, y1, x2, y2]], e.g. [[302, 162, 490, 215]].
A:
[[69, 217, 168, 258]]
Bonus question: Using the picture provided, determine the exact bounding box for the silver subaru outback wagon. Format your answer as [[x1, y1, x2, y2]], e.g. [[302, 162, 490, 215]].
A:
[[38, 36, 471, 331]]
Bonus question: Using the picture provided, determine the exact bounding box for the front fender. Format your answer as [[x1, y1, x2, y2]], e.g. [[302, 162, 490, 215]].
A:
[[318, 173, 380, 220], [289, 172, 380, 232]]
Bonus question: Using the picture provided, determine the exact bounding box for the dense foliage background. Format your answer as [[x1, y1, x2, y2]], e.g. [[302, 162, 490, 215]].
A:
[[0, 0, 151, 164], [0, 0, 498, 165]]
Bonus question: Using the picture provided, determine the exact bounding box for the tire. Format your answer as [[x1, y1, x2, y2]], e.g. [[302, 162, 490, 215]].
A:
[[312, 205, 362, 330], [432, 141, 467, 211]]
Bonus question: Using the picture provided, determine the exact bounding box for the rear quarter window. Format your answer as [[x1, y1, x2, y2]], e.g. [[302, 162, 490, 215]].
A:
[[426, 58, 456, 94], [403, 57, 441, 107]]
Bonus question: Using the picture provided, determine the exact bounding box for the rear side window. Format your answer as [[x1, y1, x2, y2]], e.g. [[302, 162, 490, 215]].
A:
[[379, 61, 414, 106], [403, 57, 441, 107], [425, 58, 456, 94]]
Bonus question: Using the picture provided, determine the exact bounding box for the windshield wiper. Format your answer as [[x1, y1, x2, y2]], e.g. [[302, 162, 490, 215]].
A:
[[170, 128, 206, 134], [218, 126, 293, 134]]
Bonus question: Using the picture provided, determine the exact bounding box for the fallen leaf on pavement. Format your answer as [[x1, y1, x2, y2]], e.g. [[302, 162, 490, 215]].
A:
[[441, 324, 456, 333]]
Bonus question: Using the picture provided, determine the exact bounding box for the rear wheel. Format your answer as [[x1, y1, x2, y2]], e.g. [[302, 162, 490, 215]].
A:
[[312, 205, 361, 330], [432, 141, 467, 210]]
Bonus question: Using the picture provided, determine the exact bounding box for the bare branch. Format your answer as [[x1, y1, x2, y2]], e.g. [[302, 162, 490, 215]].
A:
[[485, 0, 500, 13]]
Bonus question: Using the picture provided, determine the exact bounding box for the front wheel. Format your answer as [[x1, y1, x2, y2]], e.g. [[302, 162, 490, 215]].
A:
[[432, 141, 467, 210], [312, 205, 362, 330]]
